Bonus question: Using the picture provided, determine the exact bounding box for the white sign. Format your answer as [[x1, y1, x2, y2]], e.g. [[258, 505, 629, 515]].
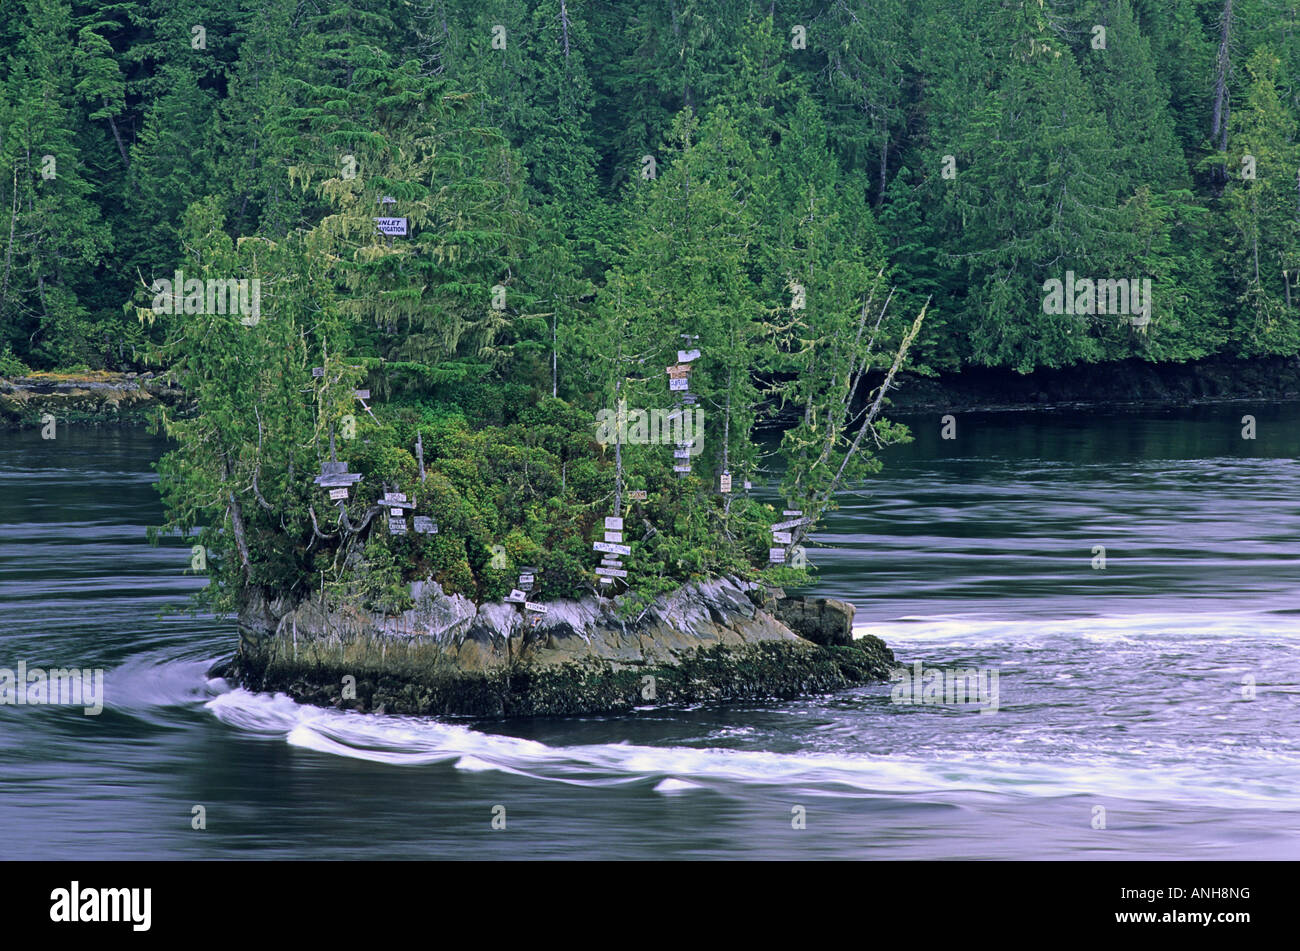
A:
[[524, 602, 548, 614], [719, 473, 731, 493], [413, 516, 436, 534], [601, 557, 623, 567], [769, 547, 786, 563], [375, 217, 408, 236], [783, 510, 804, 517], [390, 508, 404, 517], [678, 349, 701, 363], [389, 518, 407, 534], [772, 531, 792, 545], [628, 490, 647, 501], [673, 464, 691, 473], [604, 516, 624, 531], [329, 488, 348, 500], [518, 573, 535, 586], [312, 367, 325, 378], [673, 449, 691, 459], [383, 493, 407, 503], [599, 576, 613, 585], [669, 377, 688, 391], [354, 389, 370, 400], [593, 541, 631, 556], [595, 567, 628, 578], [506, 589, 527, 602], [771, 518, 808, 532], [604, 532, 623, 543]]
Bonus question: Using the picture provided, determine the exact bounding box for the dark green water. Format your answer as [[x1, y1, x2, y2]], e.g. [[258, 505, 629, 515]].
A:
[[1, 403, 1297, 858]]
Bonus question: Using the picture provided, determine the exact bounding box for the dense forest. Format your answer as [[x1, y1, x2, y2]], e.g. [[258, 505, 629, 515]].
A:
[[2, 0, 1297, 612]]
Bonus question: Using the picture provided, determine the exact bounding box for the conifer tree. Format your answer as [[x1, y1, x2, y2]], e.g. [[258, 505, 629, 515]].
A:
[[271, 46, 534, 393], [1219, 46, 1300, 355], [0, 0, 113, 367], [940, 5, 1121, 370]]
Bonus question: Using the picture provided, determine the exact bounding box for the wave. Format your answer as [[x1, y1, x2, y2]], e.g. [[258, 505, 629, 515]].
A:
[[204, 684, 1300, 811]]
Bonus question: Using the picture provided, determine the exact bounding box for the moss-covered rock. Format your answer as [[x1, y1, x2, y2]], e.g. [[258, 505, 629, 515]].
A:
[[215, 577, 897, 717], [0, 373, 184, 427], [772, 596, 856, 646], [215, 638, 896, 718]]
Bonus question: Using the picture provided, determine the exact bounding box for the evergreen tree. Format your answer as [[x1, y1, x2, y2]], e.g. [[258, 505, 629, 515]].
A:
[[940, 5, 1122, 370], [0, 0, 113, 367], [270, 46, 534, 392], [1078, 0, 1187, 194], [1219, 46, 1300, 355]]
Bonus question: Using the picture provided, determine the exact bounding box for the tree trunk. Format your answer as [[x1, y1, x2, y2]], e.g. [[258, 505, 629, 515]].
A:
[[2, 167, 17, 303], [722, 365, 731, 472], [1252, 195, 1261, 290], [560, 0, 571, 60], [1210, 0, 1233, 195], [613, 375, 622, 518], [104, 99, 129, 168], [877, 127, 888, 206], [223, 459, 253, 578]]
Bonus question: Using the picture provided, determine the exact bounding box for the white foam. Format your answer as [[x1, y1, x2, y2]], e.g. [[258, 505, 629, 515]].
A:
[[455, 755, 501, 772], [204, 685, 1300, 810], [654, 778, 702, 793]]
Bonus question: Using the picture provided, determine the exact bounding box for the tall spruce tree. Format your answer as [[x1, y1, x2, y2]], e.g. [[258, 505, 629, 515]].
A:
[[1219, 46, 1300, 354], [0, 0, 113, 367]]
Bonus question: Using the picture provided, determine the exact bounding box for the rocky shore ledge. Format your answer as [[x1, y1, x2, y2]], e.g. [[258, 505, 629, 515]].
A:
[[214, 577, 895, 717], [0, 372, 183, 426]]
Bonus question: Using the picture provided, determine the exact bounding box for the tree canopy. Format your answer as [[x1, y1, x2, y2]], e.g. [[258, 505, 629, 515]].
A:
[[3, 0, 1296, 609]]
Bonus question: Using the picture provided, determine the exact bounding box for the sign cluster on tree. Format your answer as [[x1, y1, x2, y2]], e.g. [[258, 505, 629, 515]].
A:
[[594, 516, 629, 588], [669, 338, 699, 476]]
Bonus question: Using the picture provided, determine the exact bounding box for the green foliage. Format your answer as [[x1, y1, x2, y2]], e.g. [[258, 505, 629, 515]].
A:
[[4, 0, 1299, 614], [3, 0, 1297, 375], [1216, 47, 1300, 356], [0, 345, 28, 377]]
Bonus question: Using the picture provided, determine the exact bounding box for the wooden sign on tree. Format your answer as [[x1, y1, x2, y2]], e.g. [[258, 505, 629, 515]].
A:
[[313, 430, 362, 491]]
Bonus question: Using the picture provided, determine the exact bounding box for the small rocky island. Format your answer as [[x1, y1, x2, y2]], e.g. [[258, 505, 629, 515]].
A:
[[217, 577, 896, 718]]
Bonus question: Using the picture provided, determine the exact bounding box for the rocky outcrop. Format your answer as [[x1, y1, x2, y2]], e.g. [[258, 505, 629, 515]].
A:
[[217, 577, 897, 718], [0, 373, 184, 426], [772, 596, 856, 646]]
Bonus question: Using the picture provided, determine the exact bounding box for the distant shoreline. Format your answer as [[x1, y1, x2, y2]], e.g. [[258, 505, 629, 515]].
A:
[[6, 353, 1299, 430], [881, 353, 1300, 414], [0, 372, 182, 428]]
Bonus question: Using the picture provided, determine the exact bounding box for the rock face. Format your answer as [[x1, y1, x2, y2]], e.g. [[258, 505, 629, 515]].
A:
[[773, 596, 856, 646], [0, 373, 183, 426], [218, 576, 897, 718]]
